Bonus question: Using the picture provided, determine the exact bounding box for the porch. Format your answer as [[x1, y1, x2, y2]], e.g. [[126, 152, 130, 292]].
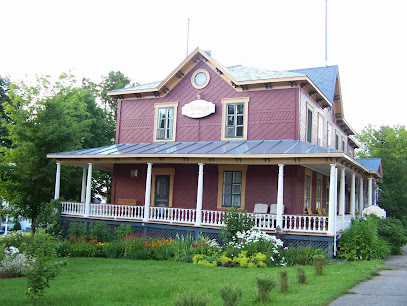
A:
[[61, 201, 349, 235]]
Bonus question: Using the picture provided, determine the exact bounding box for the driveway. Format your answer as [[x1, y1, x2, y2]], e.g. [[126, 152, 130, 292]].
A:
[[330, 245, 407, 305]]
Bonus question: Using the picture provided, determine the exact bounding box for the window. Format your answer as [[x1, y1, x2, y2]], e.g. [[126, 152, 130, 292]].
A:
[[317, 114, 324, 146], [306, 106, 313, 143], [221, 98, 249, 140], [217, 165, 247, 209], [153, 102, 178, 142], [191, 69, 210, 89], [341, 137, 346, 152], [327, 123, 332, 147], [335, 131, 339, 150], [316, 174, 323, 210], [304, 169, 313, 213]]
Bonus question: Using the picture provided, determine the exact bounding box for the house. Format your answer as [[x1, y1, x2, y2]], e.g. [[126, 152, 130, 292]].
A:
[[47, 48, 383, 252]]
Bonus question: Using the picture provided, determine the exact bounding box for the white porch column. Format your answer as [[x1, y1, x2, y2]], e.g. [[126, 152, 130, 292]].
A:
[[54, 163, 61, 200], [367, 178, 373, 207], [81, 168, 87, 203], [276, 164, 284, 229], [84, 163, 93, 217], [143, 163, 153, 222], [359, 177, 364, 216], [339, 168, 346, 230], [194, 163, 204, 226], [374, 181, 378, 206], [350, 173, 356, 217], [328, 164, 337, 235]]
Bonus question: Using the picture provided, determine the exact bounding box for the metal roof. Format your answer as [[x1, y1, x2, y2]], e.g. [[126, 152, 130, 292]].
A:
[[226, 65, 305, 81], [49, 140, 342, 157], [356, 158, 382, 172]]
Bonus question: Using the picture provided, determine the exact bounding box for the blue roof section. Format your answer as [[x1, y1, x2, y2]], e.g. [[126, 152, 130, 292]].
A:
[[356, 158, 382, 171], [226, 65, 305, 81], [288, 66, 338, 102], [109, 81, 162, 93], [50, 140, 342, 156]]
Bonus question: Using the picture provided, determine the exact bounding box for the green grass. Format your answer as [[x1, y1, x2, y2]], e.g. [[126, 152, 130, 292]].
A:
[[0, 258, 385, 305]]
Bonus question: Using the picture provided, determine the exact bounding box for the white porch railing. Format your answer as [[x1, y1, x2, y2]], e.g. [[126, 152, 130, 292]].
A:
[[61, 202, 330, 234], [61, 201, 85, 216]]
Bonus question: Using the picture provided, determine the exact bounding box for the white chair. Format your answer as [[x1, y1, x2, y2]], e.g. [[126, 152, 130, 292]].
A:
[[254, 203, 269, 213], [269, 204, 284, 214]]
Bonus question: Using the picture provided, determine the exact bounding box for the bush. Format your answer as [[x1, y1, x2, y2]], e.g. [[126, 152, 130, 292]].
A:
[[115, 224, 132, 239], [68, 222, 86, 239], [337, 217, 391, 260], [219, 284, 242, 306], [37, 199, 63, 237], [13, 220, 21, 231], [313, 255, 326, 275], [377, 217, 407, 255], [0, 230, 31, 253], [89, 221, 112, 242], [0, 246, 33, 278], [256, 277, 276, 302], [102, 241, 124, 258], [173, 290, 210, 306], [220, 207, 254, 244], [283, 246, 328, 266], [280, 271, 288, 292], [297, 267, 306, 284]]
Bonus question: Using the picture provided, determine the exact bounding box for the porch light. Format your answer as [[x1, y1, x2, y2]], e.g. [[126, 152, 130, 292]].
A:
[[130, 169, 138, 177]]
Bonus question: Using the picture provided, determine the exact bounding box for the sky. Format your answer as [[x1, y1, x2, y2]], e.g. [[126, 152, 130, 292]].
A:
[[2, 0, 406, 133]]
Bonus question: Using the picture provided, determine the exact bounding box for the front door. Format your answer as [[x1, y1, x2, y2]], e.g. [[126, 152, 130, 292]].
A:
[[154, 175, 170, 207]]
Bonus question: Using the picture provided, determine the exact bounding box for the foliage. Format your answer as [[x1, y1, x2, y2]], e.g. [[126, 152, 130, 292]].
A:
[[357, 125, 407, 219], [13, 219, 21, 231], [173, 290, 210, 306], [102, 241, 124, 258], [280, 271, 288, 292], [0, 246, 33, 278], [115, 224, 132, 239], [89, 221, 113, 242], [283, 246, 328, 266], [376, 217, 407, 255], [65, 236, 101, 257], [337, 216, 391, 260], [0, 230, 31, 253], [220, 207, 254, 244], [313, 255, 326, 275], [0, 75, 11, 149], [297, 267, 306, 284], [37, 199, 63, 237], [68, 221, 86, 239], [219, 284, 242, 306], [25, 229, 66, 304], [256, 277, 276, 302]]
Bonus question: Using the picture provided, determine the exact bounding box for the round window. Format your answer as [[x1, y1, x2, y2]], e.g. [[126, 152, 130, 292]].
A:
[[191, 69, 210, 89]]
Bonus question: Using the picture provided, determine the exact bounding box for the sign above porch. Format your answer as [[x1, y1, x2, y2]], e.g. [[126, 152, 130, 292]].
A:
[[181, 99, 215, 118]]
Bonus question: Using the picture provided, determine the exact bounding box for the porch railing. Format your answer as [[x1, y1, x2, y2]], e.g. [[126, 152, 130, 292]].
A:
[[61, 202, 329, 234]]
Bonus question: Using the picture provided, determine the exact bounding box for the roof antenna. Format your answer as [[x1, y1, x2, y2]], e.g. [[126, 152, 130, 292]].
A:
[[325, 0, 328, 67], [186, 18, 190, 57]]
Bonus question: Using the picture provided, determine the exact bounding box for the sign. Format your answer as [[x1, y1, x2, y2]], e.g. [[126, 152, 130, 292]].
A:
[[182, 99, 215, 118]]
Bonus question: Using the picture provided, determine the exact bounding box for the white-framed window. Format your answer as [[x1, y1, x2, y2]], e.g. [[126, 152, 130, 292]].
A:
[[306, 105, 313, 143], [317, 114, 324, 146], [335, 131, 340, 150], [304, 169, 313, 213], [327, 122, 332, 148], [221, 97, 249, 141], [153, 102, 178, 142], [316, 174, 323, 210]]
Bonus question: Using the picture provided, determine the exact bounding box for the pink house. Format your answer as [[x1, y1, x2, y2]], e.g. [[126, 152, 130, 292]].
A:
[[48, 48, 383, 250]]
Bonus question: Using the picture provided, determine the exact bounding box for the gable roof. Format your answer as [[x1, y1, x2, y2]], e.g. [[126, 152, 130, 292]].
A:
[[356, 158, 383, 176]]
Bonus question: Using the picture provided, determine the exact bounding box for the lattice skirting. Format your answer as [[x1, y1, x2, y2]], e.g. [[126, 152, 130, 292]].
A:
[[61, 217, 334, 257]]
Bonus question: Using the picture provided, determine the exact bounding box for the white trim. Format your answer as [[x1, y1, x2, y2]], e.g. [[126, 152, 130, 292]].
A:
[[143, 163, 153, 222], [276, 164, 284, 228], [54, 163, 61, 200], [195, 163, 204, 226]]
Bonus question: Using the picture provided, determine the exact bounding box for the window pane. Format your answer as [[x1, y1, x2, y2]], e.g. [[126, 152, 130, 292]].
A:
[[233, 171, 242, 183], [223, 194, 232, 207], [156, 129, 164, 139], [236, 115, 243, 125], [227, 116, 234, 126], [232, 195, 241, 207], [226, 127, 235, 137], [159, 119, 165, 129], [232, 184, 241, 194], [227, 104, 235, 115], [224, 172, 233, 184], [236, 126, 243, 137], [236, 104, 244, 114]]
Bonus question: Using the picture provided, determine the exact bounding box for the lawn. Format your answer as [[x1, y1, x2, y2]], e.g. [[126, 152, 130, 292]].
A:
[[0, 257, 385, 305]]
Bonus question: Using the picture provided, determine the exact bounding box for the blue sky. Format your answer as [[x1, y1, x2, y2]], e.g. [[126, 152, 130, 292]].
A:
[[2, 0, 406, 133]]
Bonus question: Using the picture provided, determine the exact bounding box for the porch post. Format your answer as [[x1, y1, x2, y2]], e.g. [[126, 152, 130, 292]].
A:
[[276, 164, 284, 229], [339, 167, 346, 230], [143, 163, 153, 222], [81, 168, 87, 203], [374, 181, 378, 206], [350, 173, 356, 217], [328, 164, 337, 235], [84, 163, 93, 217], [359, 177, 364, 216], [54, 163, 61, 200], [194, 163, 204, 226], [367, 178, 373, 207]]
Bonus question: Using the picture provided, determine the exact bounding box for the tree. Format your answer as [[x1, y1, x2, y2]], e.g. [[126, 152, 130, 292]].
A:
[[0, 76, 12, 149], [357, 125, 407, 219], [0, 74, 113, 232]]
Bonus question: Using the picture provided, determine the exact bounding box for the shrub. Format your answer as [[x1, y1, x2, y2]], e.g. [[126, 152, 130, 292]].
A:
[[37, 199, 63, 237], [173, 290, 210, 306], [280, 271, 288, 292], [13, 220, 21, 231], [297, 267, 306, 284], [68, 222, 86, 239], [89, 221, 112, 242], [0, 230, 31, 253], [102, 241, 124, 258], [337, 217, 391, 260], [115, 224, 132, 239], [0, 246, 33, 278], [219, 284, 242, 306], [283, 246, 328, 266], [313, 255, 326, 275], [377, 217, 407, 255], [256, 277, 276, 302], [66, 236, 100, 257], [220, 207, 254, 244]]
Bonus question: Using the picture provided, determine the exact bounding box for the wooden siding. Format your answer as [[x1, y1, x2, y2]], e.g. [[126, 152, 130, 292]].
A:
[[116, 61, 297, 144]]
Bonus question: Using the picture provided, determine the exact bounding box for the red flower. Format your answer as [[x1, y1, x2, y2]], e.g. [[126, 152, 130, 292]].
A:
[[192, 243, 198, 248], [202, 242, 207, 246]]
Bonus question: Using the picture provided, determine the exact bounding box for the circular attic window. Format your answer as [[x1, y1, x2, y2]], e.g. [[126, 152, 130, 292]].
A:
[[191, 69, 210, 89]]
